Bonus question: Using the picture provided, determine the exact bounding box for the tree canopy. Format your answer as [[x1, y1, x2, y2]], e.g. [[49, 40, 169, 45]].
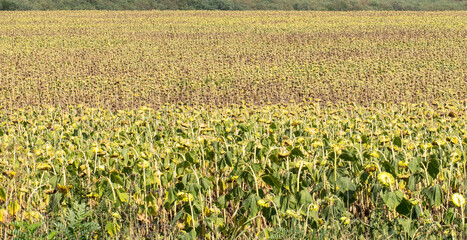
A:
[[1, 0, 466, 11]]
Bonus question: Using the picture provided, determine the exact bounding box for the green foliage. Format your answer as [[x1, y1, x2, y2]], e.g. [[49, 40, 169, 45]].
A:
[[0, 0, 465, 10], [53, 202, 100, 240], [1, 0, 17, 10], [0, 101, 466, 238], [9, 221, 56, 240]]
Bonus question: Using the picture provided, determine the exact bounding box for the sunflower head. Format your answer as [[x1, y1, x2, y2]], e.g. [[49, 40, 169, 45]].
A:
[[377, 172, 395, 187], [452, 193, 465, 207]]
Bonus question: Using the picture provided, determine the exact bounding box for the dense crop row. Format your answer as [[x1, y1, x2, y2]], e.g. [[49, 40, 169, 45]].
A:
[[0, 101, 466, 239], [0, 11, 466, 109]]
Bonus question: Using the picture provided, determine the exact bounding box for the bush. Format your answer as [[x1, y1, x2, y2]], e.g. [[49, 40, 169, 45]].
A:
[[1, 0, 17, 10]]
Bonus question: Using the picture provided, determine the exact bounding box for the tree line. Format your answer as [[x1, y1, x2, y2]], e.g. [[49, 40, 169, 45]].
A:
[[1, 0, 465, 11]]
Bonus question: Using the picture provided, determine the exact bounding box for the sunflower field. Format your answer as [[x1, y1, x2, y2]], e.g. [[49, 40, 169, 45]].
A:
[[0, 11, 466, 239]]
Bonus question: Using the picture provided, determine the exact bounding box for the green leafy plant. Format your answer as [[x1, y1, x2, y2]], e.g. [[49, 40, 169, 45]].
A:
[[53, 202, 100, 240], [9, 221, 56, 240]]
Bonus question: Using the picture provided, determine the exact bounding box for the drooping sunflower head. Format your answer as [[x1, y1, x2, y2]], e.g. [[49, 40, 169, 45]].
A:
[[377, 172, 395, 187], [452, 193, 465, 207]]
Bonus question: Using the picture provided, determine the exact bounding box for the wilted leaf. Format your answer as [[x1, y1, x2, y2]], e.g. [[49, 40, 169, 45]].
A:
[[8, 200, 20, 216], [422, 184, 443, 207], [396, 198, 412, 216], [262, 174, 282, 189], [106, 221, 121, 237], [382, 191, 404, 209], [336, 177, 356, 192], [117, 189, 129, 203], [393, 137, 402, 148], [398, 218, 413, 234], [298, 189, 313, 206], [0, 187, 5, 202], [110, 172, 124, 186], [427, 158, 440, 179], [243, 193, 260, 218]]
